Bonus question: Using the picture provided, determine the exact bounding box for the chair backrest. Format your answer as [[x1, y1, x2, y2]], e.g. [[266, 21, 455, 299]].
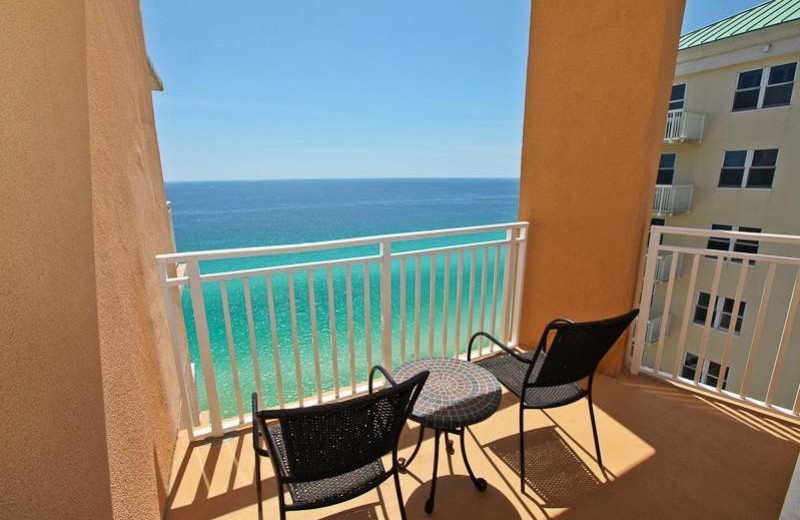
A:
[[254, 371, 427, 483], [531, 309, 639, 387]]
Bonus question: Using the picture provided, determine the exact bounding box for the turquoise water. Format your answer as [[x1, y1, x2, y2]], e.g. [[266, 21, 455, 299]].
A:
[[167, 178, 519, 418]]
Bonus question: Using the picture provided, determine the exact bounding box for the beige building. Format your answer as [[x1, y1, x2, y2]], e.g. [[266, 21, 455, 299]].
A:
[[640, 2, 800, 411]]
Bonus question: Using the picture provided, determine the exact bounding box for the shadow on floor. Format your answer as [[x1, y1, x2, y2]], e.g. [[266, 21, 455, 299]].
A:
[[487, 426, 602, 507], [405, 475, 522, 520]]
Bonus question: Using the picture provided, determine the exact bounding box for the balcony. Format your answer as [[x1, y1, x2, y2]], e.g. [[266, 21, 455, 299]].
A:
[[652, 184, 693, 215], [156, 223, 800, 520], [664, 109, 705, 143]]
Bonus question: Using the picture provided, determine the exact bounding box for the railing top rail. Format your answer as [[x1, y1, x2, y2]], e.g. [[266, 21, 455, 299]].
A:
[[654, 184, 694, 189], [652, 225, 800, 246], [156, 221, 529, 264]]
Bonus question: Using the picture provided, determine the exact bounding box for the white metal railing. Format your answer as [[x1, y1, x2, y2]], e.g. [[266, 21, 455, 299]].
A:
[[655, 253, 683, 283], [157, 222, 528, 439], [664, 109, 705, 143], [653, 184, 693, 215], [632, 226, 800, 418]]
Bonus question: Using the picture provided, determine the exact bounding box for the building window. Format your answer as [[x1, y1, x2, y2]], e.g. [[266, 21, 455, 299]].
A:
[[693, 292, 747, 334], [669, 83, 686, 110], [718, 149, 778, 189], [706, 224, 761, 264], [681, 353, 730, 389], [764, 63, 797, 108], [657, 153, 676, 185], [732, 62, 796, 111]]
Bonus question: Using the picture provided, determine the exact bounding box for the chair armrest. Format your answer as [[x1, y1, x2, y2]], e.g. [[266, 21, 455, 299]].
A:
[[369, 365, 397, 393], [467, 331, 530, 363]]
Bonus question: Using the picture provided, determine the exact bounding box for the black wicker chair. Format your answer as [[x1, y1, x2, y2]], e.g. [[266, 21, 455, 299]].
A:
[[467, 309, 638, 492], [252, 366, 428, 520]]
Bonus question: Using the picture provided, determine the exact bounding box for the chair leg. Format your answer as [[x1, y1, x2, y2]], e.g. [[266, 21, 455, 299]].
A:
[[393, 468, 407, 520], [254, 452, 263, 520], [588, 392, 603, 468], [519, 404, 525, 494], [278, 488, 287, 520]]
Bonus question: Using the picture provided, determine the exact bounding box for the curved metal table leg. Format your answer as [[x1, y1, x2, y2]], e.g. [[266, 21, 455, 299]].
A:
[[459, 427, 487, 491], [398, 425, 425, 471]]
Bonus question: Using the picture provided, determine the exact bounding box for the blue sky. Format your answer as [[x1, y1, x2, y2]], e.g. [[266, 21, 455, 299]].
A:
[[142, 0, 765, 181]]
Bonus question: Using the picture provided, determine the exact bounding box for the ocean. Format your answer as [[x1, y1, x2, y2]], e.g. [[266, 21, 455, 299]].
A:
[[167, 178, 520, 417]]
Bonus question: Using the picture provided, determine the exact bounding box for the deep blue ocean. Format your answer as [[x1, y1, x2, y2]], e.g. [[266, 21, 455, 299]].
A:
[[166, 178, 519, 417]]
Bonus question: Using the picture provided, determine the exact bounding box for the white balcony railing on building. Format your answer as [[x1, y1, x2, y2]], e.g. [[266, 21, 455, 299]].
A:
[[664, 109, 705, 143], [653, 184, 693, 215], [645, 314, 671, 344], [655, 253, 683, 283], [632, 226, 800, 419], [157, 222, 528, 439]]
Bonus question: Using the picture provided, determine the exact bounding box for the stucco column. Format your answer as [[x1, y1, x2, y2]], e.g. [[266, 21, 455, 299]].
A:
[[517, 0, 685, 374]]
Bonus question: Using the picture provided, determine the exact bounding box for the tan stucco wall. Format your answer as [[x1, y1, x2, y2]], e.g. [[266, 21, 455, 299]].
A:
[[517, 0, 686, 373], [1, 1, 180, 518], [85, 0, 181, 518], [0, 2, 114, 518]]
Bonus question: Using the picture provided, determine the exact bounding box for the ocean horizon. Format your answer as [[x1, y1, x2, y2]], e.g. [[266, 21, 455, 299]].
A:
[[167, 178, 520, 416]]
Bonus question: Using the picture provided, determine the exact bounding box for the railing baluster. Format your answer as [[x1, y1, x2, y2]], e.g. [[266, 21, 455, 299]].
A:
[[219, 281, 244, 422], [694, 256, 724, 385], [400, 258, 407, 364], [307, 270, 322, 401], [287, 272, 304, 406], [414, 256, 422, 361], [454, 250, 464, 359], [499, 231, 514, 347], [654, 252, 679, 374], [185, 261, 222, 436], [478, 246, 489, 353], [717, 261, 749, 392], [326, 267, 340, 398], [243, 278, 264, 411], [157, 262, 197, 435], [467, 248, 477, 343], [766, 269, 800, 405], [265, 274, 285, 407], [510, 227, 527, 345], [442, 251, 451, 357], [428, 254, 436, 358], [363, 262, 373, 373], [379, 242, 393, 370], [740, 263, 776, 398], [632, 227, 662, 374], [672, 254, 700, 379], [489, 245, 501, 338], [345, 265, 356, 392]]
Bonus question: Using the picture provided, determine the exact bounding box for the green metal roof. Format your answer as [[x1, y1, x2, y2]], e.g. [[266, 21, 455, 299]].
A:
[[679, 0, 800, 50]]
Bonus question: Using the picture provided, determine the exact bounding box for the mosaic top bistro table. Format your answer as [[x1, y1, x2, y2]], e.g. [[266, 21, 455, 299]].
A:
[[393, 358, 502, 514]]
